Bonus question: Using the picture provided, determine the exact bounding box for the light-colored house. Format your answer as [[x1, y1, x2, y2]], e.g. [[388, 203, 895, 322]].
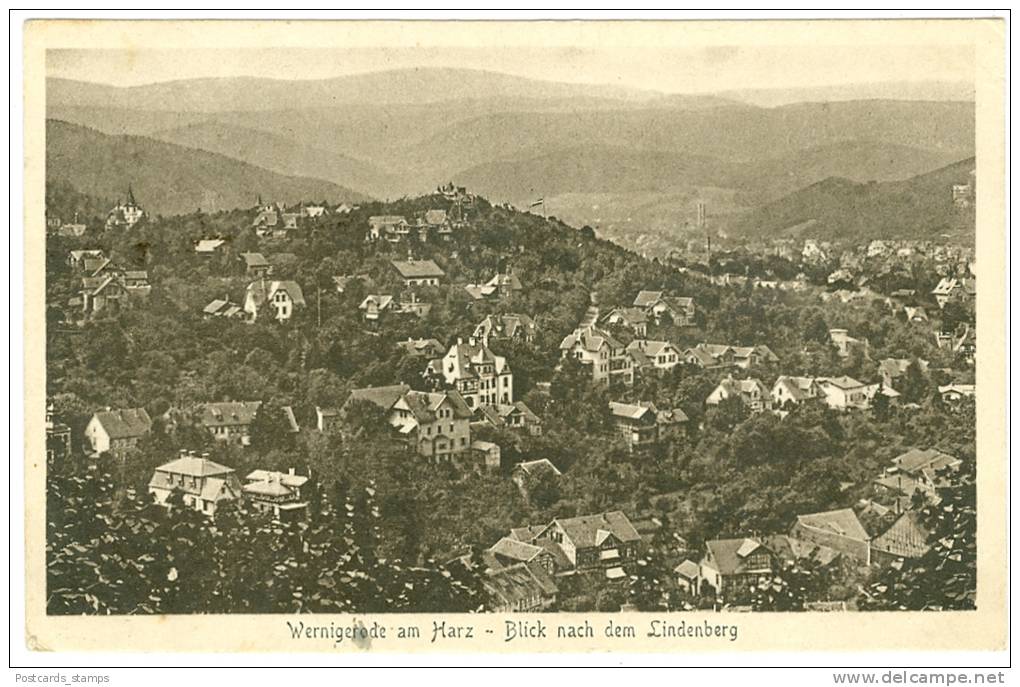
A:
[[632, 290, 695, 326], [105, 188, 145, 230], [84, 407, 152, 456], [80, 275, 129, 316], [829, 329, 869, 359], [683, 343, 779, 370], [790, 508, 871, 565], [559, 325, 634, 386], [932, 277, 976, 308], [484, 270, 523, 297], [243, 279, 306, 322], [391, 259, 445, 287], [771, 376, 822, 409], [148, 451, 240, 516], [358, 294, 394, 321], [817, 376, 872, 410], [508, 511, 641, 576], [699, 538, 776, 599], [426, 341, 513, 408], [68, 249, 105, 272], [195, 238, 227, 255], [625, 339, 683, 372], [243, 468, 309, 520], [938, 383, 976, 402], [198, 401, 298, 446], [342, 384, 474, 462], [368, 215, 410, 241], [706, 376, 770, 412]]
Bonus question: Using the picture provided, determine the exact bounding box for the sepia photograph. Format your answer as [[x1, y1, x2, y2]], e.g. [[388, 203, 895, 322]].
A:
[[16, 14, 1008, 663]]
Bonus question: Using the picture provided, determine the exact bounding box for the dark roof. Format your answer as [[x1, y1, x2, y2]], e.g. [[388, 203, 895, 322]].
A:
[[199, 401, 261, 427], [546, 511, 641, 548], [483, 563, 557, 606], [91, 408, 152, 439], [345, 384, 411, 412], [892, 448, 960, 475], [402, 390, 473, 422], [871, 511, 932, 559]]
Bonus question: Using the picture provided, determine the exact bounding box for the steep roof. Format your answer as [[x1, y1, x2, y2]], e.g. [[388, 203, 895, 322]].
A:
[[91, 408, 152, 440], [402, 390, 473, 422], [559, 325, 624, 353], [773, 376, 817, 401], [550, 511, 641, 548], [704, 538, 772, 576], [483, 563, 557, 605], [795, 508, 869, 542], [871, 511, 932, 559], [674, 559, 700, 579], [245, 280, 306, 308]]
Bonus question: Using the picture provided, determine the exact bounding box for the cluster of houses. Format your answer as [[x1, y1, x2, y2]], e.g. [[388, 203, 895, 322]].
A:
[[148, 449, 309, 520], [80, 400, 300, 460], [473, 510, 643, 611], [677, 445, 961, 603], [66, 249, 151, 319], [367, 208, 458, 243], [104, 187, 145, 231]]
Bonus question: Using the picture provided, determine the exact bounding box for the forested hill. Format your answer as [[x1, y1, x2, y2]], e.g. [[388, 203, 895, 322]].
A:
[[727, 157, 976, 243], [45, 119, 370, 217]]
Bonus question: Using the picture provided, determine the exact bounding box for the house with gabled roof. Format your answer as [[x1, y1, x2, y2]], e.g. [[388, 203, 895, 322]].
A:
[[239, 252, 271, 278], [790, 508, 871, 565], [609, 401, 688, 451], [84, 407, 152, 457], [368, 215, 410, 242], [202, 297, 246, 320], [396, 337, 446, 360], [243, 279, 305, 322], [482, 562, 559, 612], [484, 270, 523, 297], [359, 294, 394, 321], [683, 343, 778, 370], [625, 339, 683, 372], [632, 290, 696, 325], [510, 458, 562, 498], [68, 249, 105, 272], [243, 468, 309, 520], [195, 238, 227, 255], [80, 274, 129, 316], [426, 340, 513, 408], [601, 307, 649, 337], [508, 511, 641, 577], [816, 376, 872, 410], [771, 376, 822, 409], [148, 450, 241, 516], [199, 401, 298, 446], [932, 277, 976, 308], [391, 259, 445, 287], [472, 401, 543, 436], [471, 313, 537, 346], [706, 376, 771, 413], [829, 328, 869, 359], [870, 511, 933, 566], [559, 325, 634, 387], [699, 538, 777, 600], [105, 187, 145, 230]]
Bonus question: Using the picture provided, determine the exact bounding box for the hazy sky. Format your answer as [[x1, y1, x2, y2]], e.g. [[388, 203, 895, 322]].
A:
[[47, 45, 974, 94]]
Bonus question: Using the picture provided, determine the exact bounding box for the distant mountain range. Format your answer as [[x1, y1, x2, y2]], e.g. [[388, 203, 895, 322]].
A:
[[45, 68, 976, 247], [726, 158, 976, 242], [46, 120, 368, 217]]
